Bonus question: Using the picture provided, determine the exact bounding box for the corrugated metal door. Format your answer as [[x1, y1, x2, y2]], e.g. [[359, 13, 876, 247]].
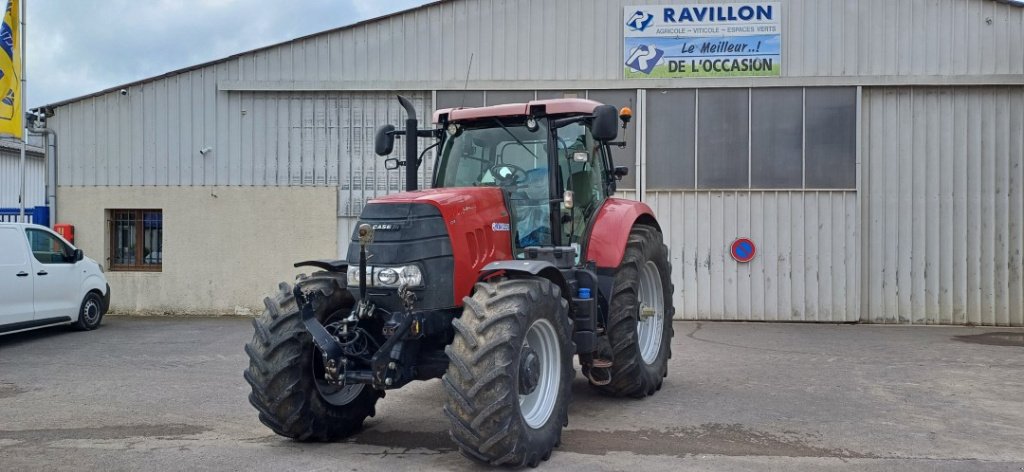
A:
[[649, 191, 859, 322], [862, 87, 1024, 326], [642, 87, 861, 322], [0, 148, 45, 208]]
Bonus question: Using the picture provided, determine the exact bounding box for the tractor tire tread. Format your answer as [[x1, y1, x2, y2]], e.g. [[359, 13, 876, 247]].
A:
[[592, 225, 675, 398], [244, 273, 377, 442], [443, 278, 573, 467]]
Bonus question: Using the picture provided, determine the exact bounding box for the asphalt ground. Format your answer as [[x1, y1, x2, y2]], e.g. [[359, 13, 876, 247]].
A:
[[1, 316, 1023, 471]]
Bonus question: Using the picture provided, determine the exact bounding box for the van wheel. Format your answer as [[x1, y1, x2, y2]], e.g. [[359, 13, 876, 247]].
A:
[[73, 292, 105, 331]]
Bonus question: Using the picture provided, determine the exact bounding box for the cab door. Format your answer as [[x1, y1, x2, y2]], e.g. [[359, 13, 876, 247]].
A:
[[25, 228, 83, 321], [555, 122, 608, 251], [0, 226, 34, 326]]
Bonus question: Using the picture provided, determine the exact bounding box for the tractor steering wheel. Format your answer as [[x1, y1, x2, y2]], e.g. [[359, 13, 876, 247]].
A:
[[489, 163, 528, 187]]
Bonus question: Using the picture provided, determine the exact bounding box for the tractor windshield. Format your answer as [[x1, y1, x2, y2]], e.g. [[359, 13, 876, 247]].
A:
[[436, 119, 553, 250]]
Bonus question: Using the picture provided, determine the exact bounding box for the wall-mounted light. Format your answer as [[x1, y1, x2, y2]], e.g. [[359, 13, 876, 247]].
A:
[[199, 146, 213, 156]]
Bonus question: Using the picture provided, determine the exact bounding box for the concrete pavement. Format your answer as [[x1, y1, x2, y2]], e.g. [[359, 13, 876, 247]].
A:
[[1, 317, 1022, 471]]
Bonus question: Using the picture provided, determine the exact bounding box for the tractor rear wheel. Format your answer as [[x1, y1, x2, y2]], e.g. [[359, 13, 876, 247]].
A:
[[592, 225, 675, 398], [443, 278, 574, 467], [243, 273, 381, 441]]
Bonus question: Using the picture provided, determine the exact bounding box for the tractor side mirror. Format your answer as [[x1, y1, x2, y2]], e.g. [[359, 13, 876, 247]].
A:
[[384, 158, 401, 170], [613, 166, 629, 181], [592, 105, 619, 142], [374, 124, 396, 156]]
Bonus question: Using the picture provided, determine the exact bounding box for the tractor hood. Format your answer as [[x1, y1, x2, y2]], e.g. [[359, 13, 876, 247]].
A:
[[369, 187, 503, 210], [352, 187, 514, 309]]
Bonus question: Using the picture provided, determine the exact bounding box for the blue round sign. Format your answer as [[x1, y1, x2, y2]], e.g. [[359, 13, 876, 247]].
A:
[[730, 238, 756, 263]]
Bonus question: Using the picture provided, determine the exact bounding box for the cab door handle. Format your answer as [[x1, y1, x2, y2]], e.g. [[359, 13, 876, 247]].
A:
[[37, 271, 48, 276], [16, 271, 29, 277]]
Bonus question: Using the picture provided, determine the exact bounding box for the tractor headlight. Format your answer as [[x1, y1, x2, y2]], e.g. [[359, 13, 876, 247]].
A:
[[398, 265, 423, 287], [377, 268, 399, 285], [347, 265, 423, 288], [346, 265, 373, 285]]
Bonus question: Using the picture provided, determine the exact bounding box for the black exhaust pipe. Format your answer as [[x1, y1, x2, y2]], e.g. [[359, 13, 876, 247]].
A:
[[397, 95, 418, 192]]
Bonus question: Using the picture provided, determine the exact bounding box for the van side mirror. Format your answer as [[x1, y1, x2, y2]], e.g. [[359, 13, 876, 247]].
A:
[[72, 248, 84, 263], [375, 124, 396, 156], [592, 105, 619, 142]]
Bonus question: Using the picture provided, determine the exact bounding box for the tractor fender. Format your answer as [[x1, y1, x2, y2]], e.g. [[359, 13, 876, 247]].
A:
[[585, 198, 661, 269], [477, 260, 570, 300]]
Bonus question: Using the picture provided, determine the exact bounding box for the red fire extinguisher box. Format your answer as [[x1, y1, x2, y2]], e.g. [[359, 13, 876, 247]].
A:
[[54, 224, 74, 244]]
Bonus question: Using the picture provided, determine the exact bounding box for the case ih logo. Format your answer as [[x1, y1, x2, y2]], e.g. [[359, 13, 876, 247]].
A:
[[372, 224, 400, 231], [626, 10, 654, 32], [625, 44, 664, 74]]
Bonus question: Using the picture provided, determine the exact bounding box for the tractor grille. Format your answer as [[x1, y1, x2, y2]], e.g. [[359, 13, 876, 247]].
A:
[[346, 203, 454, 312]]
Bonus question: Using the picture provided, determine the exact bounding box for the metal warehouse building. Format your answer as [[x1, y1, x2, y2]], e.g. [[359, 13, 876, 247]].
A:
[[36, 0, 1024, 325]]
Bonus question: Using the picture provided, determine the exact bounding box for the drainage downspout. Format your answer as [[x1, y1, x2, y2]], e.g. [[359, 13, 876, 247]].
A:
[[28, 124, 56, 228]]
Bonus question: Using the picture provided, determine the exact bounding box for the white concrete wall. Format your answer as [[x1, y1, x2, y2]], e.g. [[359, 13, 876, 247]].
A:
[[57, 186, 337, 315]]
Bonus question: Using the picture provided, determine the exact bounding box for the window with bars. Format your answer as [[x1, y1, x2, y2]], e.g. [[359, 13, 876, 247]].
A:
[[108, 209, 163, 271]]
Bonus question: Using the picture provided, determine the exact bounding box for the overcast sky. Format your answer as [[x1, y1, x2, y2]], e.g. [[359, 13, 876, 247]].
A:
[[26, 0, 431, 108]]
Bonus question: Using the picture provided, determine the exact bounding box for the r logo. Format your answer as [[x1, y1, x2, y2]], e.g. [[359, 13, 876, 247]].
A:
[[625, 45, 664, 74], [626, 10, 654, 32]]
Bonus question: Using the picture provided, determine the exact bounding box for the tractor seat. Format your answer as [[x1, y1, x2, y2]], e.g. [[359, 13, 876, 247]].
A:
[[570, 170, 595, 211]]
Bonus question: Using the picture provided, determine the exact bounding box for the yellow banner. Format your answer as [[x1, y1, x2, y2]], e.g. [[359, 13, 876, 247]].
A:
[[0, 0, 21, 138]]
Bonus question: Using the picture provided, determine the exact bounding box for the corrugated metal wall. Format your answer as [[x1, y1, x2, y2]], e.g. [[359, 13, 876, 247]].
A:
[[50, 0, 1024, 187], [648, 191, 859, 322], [52, 87, 429, 194], [216, 0, 1023, 85], [0, 146, 45, 208], [862, 86, 1024, 326], [783, 0, 1024, 78]]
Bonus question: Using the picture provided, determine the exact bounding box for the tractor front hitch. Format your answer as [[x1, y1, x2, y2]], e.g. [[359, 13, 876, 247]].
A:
[[296, 283, 381, 387], [294, 284, 347, 383]]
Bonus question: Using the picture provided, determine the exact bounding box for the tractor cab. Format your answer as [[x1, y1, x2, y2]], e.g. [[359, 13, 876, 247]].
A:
[[374, 98, 631, 261], [430, 99, 631, 260]]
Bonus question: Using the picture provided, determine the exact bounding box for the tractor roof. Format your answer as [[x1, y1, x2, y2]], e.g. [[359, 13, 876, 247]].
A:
[[433, 98, 601, 124]]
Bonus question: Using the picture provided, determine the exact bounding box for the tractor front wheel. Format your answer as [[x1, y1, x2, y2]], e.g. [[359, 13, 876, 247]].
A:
[[443, 278, 574, 467], [243, 273, 381, 441], [592, 225, 675, 398]]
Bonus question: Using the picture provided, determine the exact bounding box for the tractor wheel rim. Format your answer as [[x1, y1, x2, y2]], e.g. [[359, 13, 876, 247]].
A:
[[519, 318, 561, 429], [637, 260, 665, 364], [313, 357, 365, 406], [316, 382, 364, 406]]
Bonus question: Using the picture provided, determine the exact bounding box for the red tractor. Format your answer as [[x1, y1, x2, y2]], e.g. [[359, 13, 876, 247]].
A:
[[244, 96, 674, 467]]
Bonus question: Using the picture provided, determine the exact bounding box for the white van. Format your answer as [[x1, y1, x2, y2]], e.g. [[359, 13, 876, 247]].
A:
[[0, 222, 110, 335]]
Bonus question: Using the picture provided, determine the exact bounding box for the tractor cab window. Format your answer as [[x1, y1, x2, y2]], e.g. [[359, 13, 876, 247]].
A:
[[555, 122, 607, 247], [436, 119, 553, 253], [436, 120, 547, 188]]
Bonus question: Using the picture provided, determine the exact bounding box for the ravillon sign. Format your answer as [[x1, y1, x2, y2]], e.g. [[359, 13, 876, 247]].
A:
[[624, 3, 782, 78]]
